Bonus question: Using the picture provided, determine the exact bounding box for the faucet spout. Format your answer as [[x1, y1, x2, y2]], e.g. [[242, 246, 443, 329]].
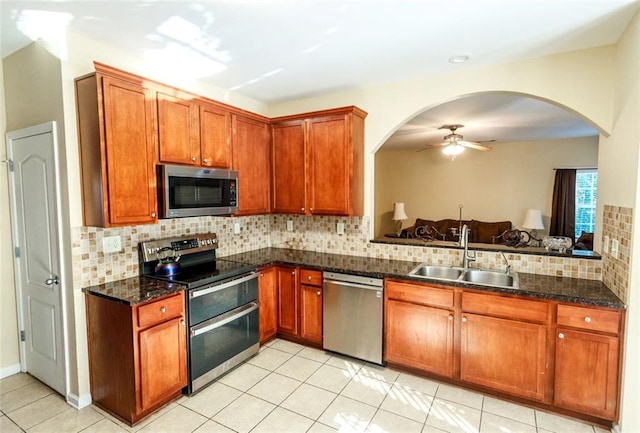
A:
[[461, 224, 476, 269]]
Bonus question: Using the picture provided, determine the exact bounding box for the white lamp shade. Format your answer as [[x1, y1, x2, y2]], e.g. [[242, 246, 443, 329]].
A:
[[392, 202, 408, 221], [522, 209, 544, 230]]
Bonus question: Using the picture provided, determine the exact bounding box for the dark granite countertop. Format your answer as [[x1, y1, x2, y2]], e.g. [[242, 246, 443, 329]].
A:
[[83, 247, 624, 309]]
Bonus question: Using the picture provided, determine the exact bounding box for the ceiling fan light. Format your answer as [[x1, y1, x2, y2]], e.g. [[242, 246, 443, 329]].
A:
[[442, 144, 464, 156]]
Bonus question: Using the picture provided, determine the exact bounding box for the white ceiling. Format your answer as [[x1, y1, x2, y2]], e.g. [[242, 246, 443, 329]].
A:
[[2, 0, 638, 147]]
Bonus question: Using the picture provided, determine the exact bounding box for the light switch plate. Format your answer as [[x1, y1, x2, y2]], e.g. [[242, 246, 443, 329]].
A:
[[603, 235, 610, 254], [233, 222, 241, 234], [103, 235, 121, 253], [337, 222, 345, 235], [611, 238, 619, 258], [287, 220, 293, 232]]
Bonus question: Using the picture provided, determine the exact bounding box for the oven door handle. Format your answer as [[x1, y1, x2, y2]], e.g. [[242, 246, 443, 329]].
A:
[[189, 272, 258, 299], [190, 302, 259, 337]]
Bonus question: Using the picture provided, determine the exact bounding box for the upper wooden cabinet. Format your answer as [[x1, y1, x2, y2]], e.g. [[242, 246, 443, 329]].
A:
[[75, 66, 158, 227], [156, 91, 232, 168], [232, 114, 271, 215], [271, 106, 366, 216]]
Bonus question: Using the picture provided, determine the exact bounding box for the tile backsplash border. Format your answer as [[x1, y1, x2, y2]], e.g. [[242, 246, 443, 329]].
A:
[[601, 205, 632, 303], [73, 214, 605, 289]]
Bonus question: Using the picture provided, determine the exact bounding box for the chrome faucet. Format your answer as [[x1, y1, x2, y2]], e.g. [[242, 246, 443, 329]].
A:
[[501, 251, 511, 274], [460, 224, 476, 269]]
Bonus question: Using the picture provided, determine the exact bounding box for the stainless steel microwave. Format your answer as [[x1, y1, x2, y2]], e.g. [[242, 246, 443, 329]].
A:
[[157, 165, 238, 218]]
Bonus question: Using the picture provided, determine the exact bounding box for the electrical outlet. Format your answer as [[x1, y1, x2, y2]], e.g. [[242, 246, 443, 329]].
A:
[[103, 235, 121, 253], [603, 235, 610, 254], [337, 222, 345, 235], [611, 238, 619, 259], [287, 220, 294, 232], [233, 222, 241, 234]]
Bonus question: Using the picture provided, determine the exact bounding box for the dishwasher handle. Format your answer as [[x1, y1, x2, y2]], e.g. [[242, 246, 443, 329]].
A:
[[323, 278, 383, 292]]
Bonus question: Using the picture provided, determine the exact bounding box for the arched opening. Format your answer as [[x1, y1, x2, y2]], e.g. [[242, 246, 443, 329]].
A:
[[373, 91, 602, 242]]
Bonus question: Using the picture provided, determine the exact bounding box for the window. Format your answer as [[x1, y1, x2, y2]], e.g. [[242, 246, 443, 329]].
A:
[[575, 169, 597, 239]]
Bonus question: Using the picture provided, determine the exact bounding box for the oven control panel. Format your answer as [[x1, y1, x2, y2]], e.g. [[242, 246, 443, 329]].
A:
[[140, 233, 218, 262]]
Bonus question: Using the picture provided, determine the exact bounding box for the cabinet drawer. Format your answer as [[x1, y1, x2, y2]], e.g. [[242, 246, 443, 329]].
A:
[[300, 269, 322, 286], [462, 292, 547, 323], [385, 280, 454, 309], [137, 294, 184, 329], [557, 304, 620, 334]]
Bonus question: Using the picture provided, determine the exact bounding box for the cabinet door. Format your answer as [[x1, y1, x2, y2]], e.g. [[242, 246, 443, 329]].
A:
[[157, 92, 200, 165], [138, 316, 186, 410], [200, 103, 231, 168], [554, 328, 619, 419], [307, 115, 350, 215], [271, 120, 306, 214], [102, 76, 157, 225], [232, 115, 271, 215], [385, 299, 454, 378], [259, 267, 278, 343], [277, 267, 298, 336], [300, 284, 322, 344], [460, 313, 547, 401]]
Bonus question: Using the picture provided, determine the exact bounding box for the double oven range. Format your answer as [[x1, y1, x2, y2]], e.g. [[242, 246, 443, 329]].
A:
[[140, 233, 259, 394]]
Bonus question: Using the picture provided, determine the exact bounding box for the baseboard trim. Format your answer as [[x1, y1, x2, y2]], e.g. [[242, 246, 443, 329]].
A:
[[0, 363, 21, 379], [67, 392, 92, 409], [611, 423, 620, 433]]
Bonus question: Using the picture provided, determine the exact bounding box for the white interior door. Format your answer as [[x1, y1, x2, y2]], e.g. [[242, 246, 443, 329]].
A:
[[7, 122, 66, 395]]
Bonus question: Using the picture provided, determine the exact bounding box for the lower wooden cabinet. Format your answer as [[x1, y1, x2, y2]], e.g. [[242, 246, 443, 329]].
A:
[[553, 304, 622, 420], [86, 292, 186, 425], [385, 280, 454, 378], [299, 269, 323, 345], [277, 266, 299, 337], [258, 267, 278, 343], [383, 278, 624, 423]]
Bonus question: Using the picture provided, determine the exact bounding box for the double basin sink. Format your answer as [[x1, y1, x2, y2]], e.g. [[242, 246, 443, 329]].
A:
[[408, 264, 518, 289]]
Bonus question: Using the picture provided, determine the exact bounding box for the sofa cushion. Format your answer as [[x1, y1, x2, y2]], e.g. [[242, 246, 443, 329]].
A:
[[471, 220, 512, 244]]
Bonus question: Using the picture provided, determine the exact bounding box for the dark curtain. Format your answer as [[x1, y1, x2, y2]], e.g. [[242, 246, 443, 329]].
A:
[[549, 169, 576, 239]]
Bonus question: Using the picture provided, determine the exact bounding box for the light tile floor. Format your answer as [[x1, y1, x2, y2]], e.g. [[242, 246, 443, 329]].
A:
[[0, 339, 611, 433]]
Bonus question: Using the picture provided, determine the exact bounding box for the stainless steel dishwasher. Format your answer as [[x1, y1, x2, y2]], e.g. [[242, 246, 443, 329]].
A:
[[323, 272, 384, 365]]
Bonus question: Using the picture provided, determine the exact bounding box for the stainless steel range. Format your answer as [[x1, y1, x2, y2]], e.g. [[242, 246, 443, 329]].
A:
[[140, 233, 259, 394]]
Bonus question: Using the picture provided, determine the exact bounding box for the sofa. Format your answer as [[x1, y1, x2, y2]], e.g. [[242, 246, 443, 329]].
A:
[[401, 218, 513, 244]]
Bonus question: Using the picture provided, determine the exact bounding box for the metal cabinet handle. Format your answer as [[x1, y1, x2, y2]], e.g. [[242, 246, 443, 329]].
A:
[[180, 319, 185, 326], [461, 316, 467, 323], [317, 291, 321, 296], [301, 208, 305, 212], [260, 273, 264, 277], [203, 158, 208, 163], [584, 317, 591, 323], [160, 307, 167, 314], [308, 276, 312, 281], [45, 276, 59, 285], [558, 333, 565, 339], [151, 212, 156, 218], [448, 314, 454, 321], [291, 271, 295, 276], [310, 208, 314, 212], [191, 156, 196, 161]]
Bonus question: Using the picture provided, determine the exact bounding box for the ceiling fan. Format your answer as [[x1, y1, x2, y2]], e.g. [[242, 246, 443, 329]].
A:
[[419, 124, 493, 157]]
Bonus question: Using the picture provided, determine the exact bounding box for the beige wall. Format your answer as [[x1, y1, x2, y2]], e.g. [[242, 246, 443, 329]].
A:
[[375, 137, 598, 238], [0, 58, 20, 378]]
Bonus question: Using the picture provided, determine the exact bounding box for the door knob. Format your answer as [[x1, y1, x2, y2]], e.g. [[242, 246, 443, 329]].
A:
[[558, 333, 565, 339], [317, 291, 321, 296], [45, 276, 59, 285]]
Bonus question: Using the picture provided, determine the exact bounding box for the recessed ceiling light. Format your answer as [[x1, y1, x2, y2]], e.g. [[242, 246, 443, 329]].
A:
[[449, 55, 470, 64]]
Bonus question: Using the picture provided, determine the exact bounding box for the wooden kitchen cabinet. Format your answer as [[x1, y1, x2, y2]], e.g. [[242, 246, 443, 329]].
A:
[[85, 292, 186, 425], [384, 280, 455, 378], [277, 266, 299, 337], [157, 93, 232, 168], [258, 266, 278, 343], [157, 91, 200, 165], [75, 64, 158, 227], [232, 114, 271, 215], [271, 107, 366, 216], [460, 292, 548, 401], [554, 304, 622, 420], [299, 269, 323, 345]]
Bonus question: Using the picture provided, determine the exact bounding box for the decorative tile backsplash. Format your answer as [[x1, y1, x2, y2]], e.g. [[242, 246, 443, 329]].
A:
[[73, 214, 604, 289], [601, 205, 632, 303]]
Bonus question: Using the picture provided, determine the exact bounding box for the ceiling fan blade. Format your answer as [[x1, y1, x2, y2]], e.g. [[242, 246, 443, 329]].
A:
[[460, 140, 492, 151], [416, 144, 434, 152]]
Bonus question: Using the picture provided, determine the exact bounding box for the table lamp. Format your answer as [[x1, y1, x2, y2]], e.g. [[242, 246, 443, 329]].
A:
[[392, 202, 408, 236]]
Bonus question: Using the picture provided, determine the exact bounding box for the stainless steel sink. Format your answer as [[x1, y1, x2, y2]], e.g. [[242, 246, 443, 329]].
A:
[[461, 269, 518, 288], [408, 263, 518, 289], [408, 264, 464, 281]]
